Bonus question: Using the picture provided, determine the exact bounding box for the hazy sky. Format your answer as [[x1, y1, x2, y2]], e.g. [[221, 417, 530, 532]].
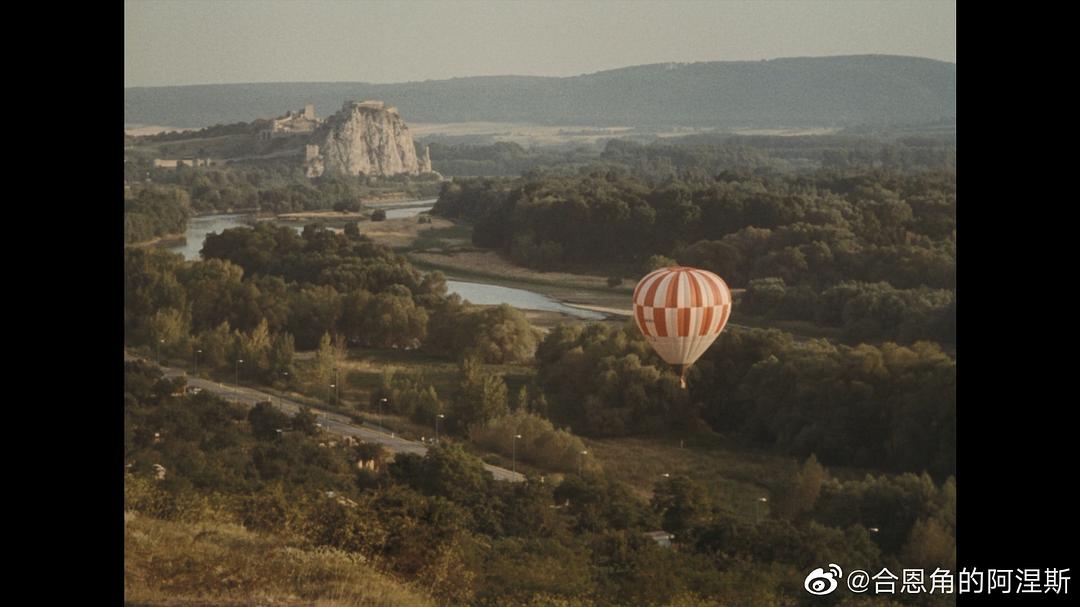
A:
[[125, 0, 955, 88]]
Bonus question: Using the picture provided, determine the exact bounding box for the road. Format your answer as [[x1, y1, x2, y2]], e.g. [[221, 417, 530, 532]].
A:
[[124, 352, 524, 482]]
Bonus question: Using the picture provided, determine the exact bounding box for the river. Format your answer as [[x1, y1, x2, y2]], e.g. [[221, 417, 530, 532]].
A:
[[166, 204, 604, 320]]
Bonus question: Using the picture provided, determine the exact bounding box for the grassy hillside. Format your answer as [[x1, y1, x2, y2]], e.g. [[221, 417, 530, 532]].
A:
[[124, 512, 435, 606]]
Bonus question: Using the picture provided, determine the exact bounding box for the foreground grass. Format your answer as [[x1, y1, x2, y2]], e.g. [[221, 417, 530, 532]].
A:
[[125, 512, 434, 607]]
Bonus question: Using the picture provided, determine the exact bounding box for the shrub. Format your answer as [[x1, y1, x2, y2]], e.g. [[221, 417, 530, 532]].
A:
[[470, 410, 588, 473]]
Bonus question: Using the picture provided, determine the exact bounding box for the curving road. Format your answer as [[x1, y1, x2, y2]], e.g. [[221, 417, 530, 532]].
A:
[[125, 352, 524, 482]]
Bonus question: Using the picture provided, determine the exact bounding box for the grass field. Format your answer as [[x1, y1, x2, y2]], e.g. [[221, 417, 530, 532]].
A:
[[125, 512, 434, 607]]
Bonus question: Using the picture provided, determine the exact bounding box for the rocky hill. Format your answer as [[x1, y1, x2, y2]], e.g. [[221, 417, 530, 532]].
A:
[[305, 100, 432, 177], [125, 55, 956, 130]]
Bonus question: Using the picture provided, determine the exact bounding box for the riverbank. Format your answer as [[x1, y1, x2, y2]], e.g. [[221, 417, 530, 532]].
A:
[[408, 251, 634, 310], [127, 232, 186, 249]]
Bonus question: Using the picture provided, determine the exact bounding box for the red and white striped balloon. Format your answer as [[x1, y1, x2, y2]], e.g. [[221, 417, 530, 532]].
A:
[[632, 266, 733, 388]]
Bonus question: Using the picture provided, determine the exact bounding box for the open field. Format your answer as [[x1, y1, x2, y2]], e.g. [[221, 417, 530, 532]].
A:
[[124, 512, 433, 607], [124, 124, 193, 137], [410, 122, 637, 146], [586, 433, 875, 520]]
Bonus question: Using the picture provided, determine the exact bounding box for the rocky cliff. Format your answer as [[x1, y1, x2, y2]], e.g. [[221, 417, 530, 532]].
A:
[[305, 100, 431, 178]]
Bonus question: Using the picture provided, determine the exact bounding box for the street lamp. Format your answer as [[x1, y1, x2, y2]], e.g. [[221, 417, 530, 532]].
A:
[[435, 413, 445, 444], [194, 349, 202, 375], [579, 450, 588, 476], [156, 338, 164, 364], [512, 434, 523, 474], [329, 383, 336, 407], [379, 398, 388, 433], [235, 359, 243, 395], [334, 367, 340, 407]]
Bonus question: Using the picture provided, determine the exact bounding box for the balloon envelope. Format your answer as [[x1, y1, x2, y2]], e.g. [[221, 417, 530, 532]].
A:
[[632, 266, 732, 386]]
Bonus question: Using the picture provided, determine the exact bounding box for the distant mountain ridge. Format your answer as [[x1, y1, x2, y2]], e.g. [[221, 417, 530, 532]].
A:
[[124, 55, 955, 130]]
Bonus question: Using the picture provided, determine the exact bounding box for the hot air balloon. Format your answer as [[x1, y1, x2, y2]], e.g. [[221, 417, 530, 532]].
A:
[[632, 266, 733, 388]]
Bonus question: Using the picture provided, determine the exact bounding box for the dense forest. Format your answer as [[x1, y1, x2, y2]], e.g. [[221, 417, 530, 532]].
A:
[[537, 323, 954, 478], [433, 164, 955, 344], [428, 134, 954, 178], [124, 184, 193, 244]]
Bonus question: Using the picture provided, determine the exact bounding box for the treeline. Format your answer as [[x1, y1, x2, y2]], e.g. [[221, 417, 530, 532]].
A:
[[122, 159, 441, 213], [125, 360, 955, 606], [435, 168, 954, 286], [537, 323, 956, 478], [634, 133, 957, 175], [741, 278, 956, 343], [125, 224, 538, 365], [369, 359, 575, 468], [427, 141, 600, 176], [124, 185, 192, 244], [137, 120, 260, 142], [425, 134, 955, 179]]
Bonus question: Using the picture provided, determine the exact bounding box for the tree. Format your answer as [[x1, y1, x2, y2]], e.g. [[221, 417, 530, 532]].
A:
[[248, 401, 291, 441], [775, 454, 826, 521], [449, 357, 508, 434], [371, 209, 387, 221], [309, 332, 346, 397], [644, 255, 676, 272], [651, 475, 712, 537], [286, 285, 342, 350], [900, 517, 956, 570], [333, 200, 360, 213], [235, 318, 272, 374], [468, 305, 539, 364], [148, 307, 191, 357], [410, 443, 493, 506], [359, 292, 429, 348], [291, 406, 318, 435], [268, 332, 296, 384], [196, 321, 232, 370]]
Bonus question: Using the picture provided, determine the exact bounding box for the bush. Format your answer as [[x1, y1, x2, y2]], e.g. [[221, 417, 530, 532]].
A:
[[333, 200, 361, 213], [248, 401, 291, 441], [470, 410, 588, 473], [371, 209, 387, 221]]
